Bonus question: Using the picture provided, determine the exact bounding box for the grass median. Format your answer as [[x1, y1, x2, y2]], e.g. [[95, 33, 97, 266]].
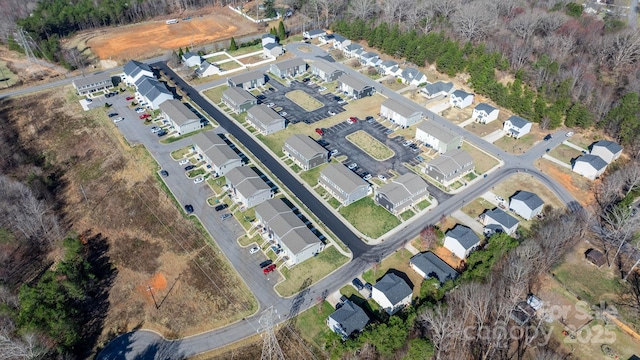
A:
[[346, 130, 395, 161], [339, 197, 401, 239]]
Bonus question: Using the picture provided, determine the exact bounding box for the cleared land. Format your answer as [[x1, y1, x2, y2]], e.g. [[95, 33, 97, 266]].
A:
[[464, 119, 503, 137], [461, 198, 494, 219], [339, 197, 401, 239], [275, 246, 349, 297], [549, 144, 583, 164], [494, 124, 545, 153], [489, 172, 564, 210], [84, 7, 253, 60], [461, 141, 499, 174], [0, 60, 18, 88], [285, 90, 324, 111], [346, 130, 395, 161], [535, 158, 594, 206]]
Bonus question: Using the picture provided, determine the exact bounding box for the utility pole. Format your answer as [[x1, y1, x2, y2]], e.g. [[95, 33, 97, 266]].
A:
[[259, 306, 285, 360], [147, 285, 159, 309]]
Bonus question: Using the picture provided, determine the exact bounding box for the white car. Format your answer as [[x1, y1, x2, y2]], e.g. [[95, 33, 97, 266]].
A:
[[279, 111, 287, 116], [363, 174, 372, 181], [150, 126, 161, 133], [378, 174, 387, 181], [318, 86, 327, 92], [566, 131, 574, 137], [135, 107, 145, 113], [495, 196, 505, 203], [113, 117, 125, 123], [179, 159, 190, 165], [330, 149, 339, 156], [328, 110, 336, 116], [249, 246, 260, 254], [193, 177, 204, 184], [348, 163, 358, 170]]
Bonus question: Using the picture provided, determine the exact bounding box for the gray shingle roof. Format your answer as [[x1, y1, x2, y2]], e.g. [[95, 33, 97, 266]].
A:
[[381, 98, 422, 119], [423, 81, 454, 95], [123, 60, 152, 78], [410, 252, 458, 283], [379, 60, 398, 68], [474, 103, 497, 113], [183, 51, 200, 60], [225, 166, 270, 198], [329, 300, 369, 336], [193, 132, 241, 167], [377, 173, 428, 204], [320, 164, 368, 194], [228, 70, 265, 86], [510, 191, 544, 210], [159, 99, 198, 126], [576, 154, 608, 171], [452, 89, 472, 99], [401, 67, 424, 82], [272, 58, 307, 71], [426, 148, 473, 175], [417, 121, 459, 143], [374, 273, 412, 305], [591, 140, 622, 155], [247, 104, 284, 127], [311, 59, 343, 75], [255, 198, 319, 254], [284, 134, 327, 161], [483, 208, 519, 229], [446, 225, 480, 250], [344, 43, 363, 52], [338, 74, 370, 91], [264, 43, 281, 50], [262, 34, 277, 40], [306, 29, 326, 37], [333, 33, 347, 43], [361, 51, 379, 60], [506, 115, 530, 128], [222, 87, 256, 106], [73, 73, 113, 88]]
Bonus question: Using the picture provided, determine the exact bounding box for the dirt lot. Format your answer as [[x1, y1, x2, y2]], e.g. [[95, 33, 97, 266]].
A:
[[81, 6, 255, 61], [536, 158, 595, 206], [0, 87, 255, 352], [0, 45, 68, 91], [490, 172, 564, 210]]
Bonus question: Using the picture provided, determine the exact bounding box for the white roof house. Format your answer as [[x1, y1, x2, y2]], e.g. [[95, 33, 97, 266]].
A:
[[509, 191, 544, 220], [134, 76, 173, 109], [481, 208, 519, 235], [380, 98, 423, 128], [472, 103, 499, 124], [159, 99, 201, 135], [590, 140, 622, 164], [261, 33, 277, 46], [503, 115, 532, 139], [400, 67, 427, 86], [444, 225, 481, 259], [449, 89, 474, 109], [421, 81, 455, 99], [182, 52, 202, 67], [572, 154, 608, 180], [196, 61, 221, 77], [371, 273, 412, 315]]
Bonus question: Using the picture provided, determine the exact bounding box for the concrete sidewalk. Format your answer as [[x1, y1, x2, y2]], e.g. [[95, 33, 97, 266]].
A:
[[563, 140, 587, 152]]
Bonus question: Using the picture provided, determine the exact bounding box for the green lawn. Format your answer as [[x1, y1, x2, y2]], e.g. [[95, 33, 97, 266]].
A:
[[285, 90, 324, 111], [549, 144, 583, 164], [207, 54, 230, 63], [236, 207, 256, 230], [339, 197, 401, 239], [202, 85, 228, 104], [400, 209, 415, 221], [553, 260, 624, 305], [275, 246, 349, 297], [0, 60, 19, 88], [346, 130, 395, 161], [206, 176, 226, 195], [187, 168, 205, 178], [218, 61, 243, 71], [160, 125, 213, 144], [227, 43, 263, 56], [494, 133, 537, 154], [328, 197, 341, 209], [238, 233, 262, 247], [170, 146, 192, 160], [461, 141, 499, 174], [294, 301, 335, 349], [300, 163, 328, 186], [416, 199, 431, 211]]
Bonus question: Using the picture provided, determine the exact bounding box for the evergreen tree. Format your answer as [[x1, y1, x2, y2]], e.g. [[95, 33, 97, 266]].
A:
[[178, 47, 184, 58], [270, 27, 277, 37], [278, 20, 286, 40], [229, 37, 238, 51], [603, 92, 640, 144]]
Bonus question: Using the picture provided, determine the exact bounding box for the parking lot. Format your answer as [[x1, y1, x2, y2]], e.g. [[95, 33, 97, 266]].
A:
[[260, 78, 346, 125]]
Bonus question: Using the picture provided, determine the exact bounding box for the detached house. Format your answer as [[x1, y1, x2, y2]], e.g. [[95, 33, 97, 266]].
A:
[[449, 90, 474, 109], [225, 166, 273, 208], [227, 70, 266, 90], [573, 154, 608, 180], [590, 140, 622, 164], [318, 33, 334, 44], [310, 59, 344, 82], [371, 273, 412, 315], [192, 132, 242, 177], [263, 42, 284, 58], [410, 252, 459, 284], [221, 87, 257, 113], [261, 33, 277, 46], [73, 73, 114, 96], [375, 173, 429, 215], [246, 104, 285, 135], [360, 52, 381, 67], [182, 52, 202, 67], [509, 191, 544, 220], [400, 67, 427, 86], [343, 43, 363, 58], [424, 149, 474, 185], [338, 74, 374, 99], [303, 29, 326, 39], [196, 61, 221, 77], [122, 60, 154, 85], [415, 121, 462, 154], [134, 76, 173, 109], [332, 34, 351, 50], [255, 198, 324, 265], [380, 98, 423, 128], [319, 164, 370, 206], [270, 58, 307, 79], [503, 115, 532, 139], [378, 60, 401, 76], [159, 99, 202, 135], [481, 208, 519, 236], [472, 103, 499, 124], [444, 225, 481, 259], [283, 134, 328, 171], [327, 300, 369, 340], [421, 81, 455, 99]]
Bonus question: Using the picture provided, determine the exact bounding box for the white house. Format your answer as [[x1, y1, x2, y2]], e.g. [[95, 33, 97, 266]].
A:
[[225, 166, 273, 208], [421, 81, 455, 99], [472, 103, 499, 124], [332, 34, 351, 50], [481, 208, 519, 236], [72, 73, 114, 96], [378, 60, 401, 76], [343, 43, 363, 58], [122, 60, 154, 85], [263, 43, 283, 58], [380, 98, 423, 127], [509, 191, 544, 220], [449, 90, 474, 109], [192, 132, 242, 177], [182, 52, 202, 67], [444, 225, 481, 259], [590, 140, 622, 164], [318, 33, 334, 44], [503, 115, 532, 139], [572, 154, 608, 180], [415, 121, 462, 154], [196, 61, 222, 77], [310, 59, 344, 82], [326, 300, 369, 340], [303, 29, 326, 39], [399, 67, 427, 86], [360, 52, 381, 67], [371, 273, 412, 315], [159, 99, 202, 135], [261, 33, 277, 46], [246, 104, 285, 135], [134, 76, 173, 109]]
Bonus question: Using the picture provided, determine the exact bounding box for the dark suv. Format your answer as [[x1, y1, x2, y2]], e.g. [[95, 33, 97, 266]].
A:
[[184, 204, 194, 214], [215, 204, 228, 212], [544, 134, 552, 141], [352, 278, 364, 290]]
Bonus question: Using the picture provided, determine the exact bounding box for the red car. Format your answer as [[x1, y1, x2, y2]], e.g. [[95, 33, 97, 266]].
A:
[[263, 264, 277, 274], [126, 96, 135, 101], [139, 114, 151, 119], [349, 117, 358, 123], [315, 128, 324, 136]]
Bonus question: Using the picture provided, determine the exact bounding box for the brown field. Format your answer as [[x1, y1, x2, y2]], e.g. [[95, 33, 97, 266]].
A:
[[536, 158, 595, 206], [490, 172, 564, 210], [84, 7, 255, 61], [0, 87, 256, 353]]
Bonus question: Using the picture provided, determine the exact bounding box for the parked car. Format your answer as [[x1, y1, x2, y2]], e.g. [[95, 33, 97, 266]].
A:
[[495, 196, 505, 202], [263, 264, 277, 274], [352, 278, 364, 290], [338, 99, 347, 105], [184, 165, 196, 171], [333, 96, 342, 101], [156, 130, 167, 137], [330, 149, 339, 156], [302, 78, 310, 83], [184, 204, 194, 214], [113, 117, 125, 123], [384, 129, 393, 135], [544, 134, 552, 141], [126, 96, 135, 101], [363, 173, 372, 181], [85, 98, 92, 103], [566, 131, 574, 137], [108, 113, 118, 117], [214, 204, 228, 212], [179, 158, 190, 165], [135, 107, 145, 113], [315, 128, 324, 136], [327, 110, 336, 116], [317, 139, 329, 146], [378, 174, 387, 181], [348, 116, 358, 124], [139, 114, 151, 119], [402, 140, 413, 147], [220, 213, 233, 220], [193, 177, 204, 184], [259, 259, 273, 268], [279, 111, 287, 116], [416, 156, 425, 162], [151, 126, 161, 133], [249, 246, 260, 254], [318, 86, 327, 92], [348, 163, 358, 170], [267, 102, 275, 108], [160, 170, 169, 177], [365, 116, 374, 121]]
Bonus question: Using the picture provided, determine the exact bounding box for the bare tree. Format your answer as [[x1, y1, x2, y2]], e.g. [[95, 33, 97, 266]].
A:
[[348, 0, 377, 20], [431, 0, 458, 20], [595, 29, 640, 69], [420, 304, 462, 360], [452, 1, 495, 42], [508, 11, 540, 42]]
